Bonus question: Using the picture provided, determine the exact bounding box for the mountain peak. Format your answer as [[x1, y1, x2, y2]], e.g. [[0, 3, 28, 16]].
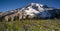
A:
[[30, 3, 44, 7]]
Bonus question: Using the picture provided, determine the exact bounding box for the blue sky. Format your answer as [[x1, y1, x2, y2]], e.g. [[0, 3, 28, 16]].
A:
[[0, 0, 60, 12]]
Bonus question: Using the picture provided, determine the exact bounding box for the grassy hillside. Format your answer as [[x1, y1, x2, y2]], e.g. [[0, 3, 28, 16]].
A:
[[0, 19, 60, 31]]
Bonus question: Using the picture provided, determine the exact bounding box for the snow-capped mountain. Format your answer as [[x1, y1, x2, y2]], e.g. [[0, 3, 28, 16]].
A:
[[0, 3, 60, 21], [20, 3, 48, 16], [19, 3, 60, 19]]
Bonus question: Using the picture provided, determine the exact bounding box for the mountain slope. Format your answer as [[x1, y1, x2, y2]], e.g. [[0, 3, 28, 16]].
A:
[[0, 3, 60, 21]]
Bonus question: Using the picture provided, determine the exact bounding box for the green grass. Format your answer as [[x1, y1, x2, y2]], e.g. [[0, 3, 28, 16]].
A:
[[0, 19, 60, 31]]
